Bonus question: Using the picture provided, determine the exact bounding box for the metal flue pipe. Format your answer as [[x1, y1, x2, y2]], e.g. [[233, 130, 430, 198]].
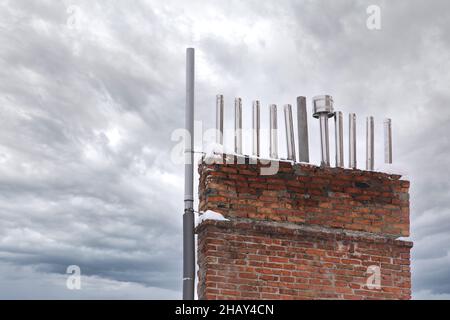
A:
[[335, 111, 344, 167], [284, 104, 296, 161], [269, 104, 278, 159], [312, 95, 334, 166], [216, 95, 224, 146], [252, 100, 260, 157], [349, 113, 357, 169], [366, 116, 374, 171], [297, 96, 309, 163], [183, 48, 195, 300], [234, 98, 242, 154], [384, 118, 392, 164]]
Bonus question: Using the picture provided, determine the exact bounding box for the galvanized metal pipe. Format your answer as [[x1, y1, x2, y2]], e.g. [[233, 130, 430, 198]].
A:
[[366, 116, 374, 171], [234, 98, 242, 154], [319, 115, 330, 166], [183, 48, 195, 300], [297, 96, 309, 163], [313, 95, 334, 166], [284, 104, 296, 161], [252, 100, 260, 157], [384, 118, 392, 164], [216, 94, 224, 146], [269, 104, 278, 159], [335, 111, 344, 167], [349, 113, 357, 169]]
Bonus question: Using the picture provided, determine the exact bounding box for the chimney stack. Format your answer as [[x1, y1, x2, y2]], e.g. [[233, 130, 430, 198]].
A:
[[197, 156, 412, 300]]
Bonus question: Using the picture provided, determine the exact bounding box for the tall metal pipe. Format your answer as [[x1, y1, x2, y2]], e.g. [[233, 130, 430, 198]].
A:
[[252, 100, 260, 157], [284, 104, 296, 161], [335, 111, 344, 167], [269, 104, 278, 159], [234, 98, 242, 154], [216, 94, 224, 146], [319, 116, 330, 164], [312, 95, 334, 166], [366, 116, 374, 171], [384, 118, 392, 164], [349, 113, 357, 169], [297, 96, 309, 163], [183, 48, 195, 300]]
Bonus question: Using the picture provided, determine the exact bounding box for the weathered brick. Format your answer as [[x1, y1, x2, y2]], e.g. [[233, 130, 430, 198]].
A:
[[196, 155, 412, 300]]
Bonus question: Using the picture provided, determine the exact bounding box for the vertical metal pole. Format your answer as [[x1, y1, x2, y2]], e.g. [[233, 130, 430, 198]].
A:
[[335, 111, 344, 167], [312, 95, 333, 166], [234, 98, 242, 154], [216, 95, 224, 146], [384, 118, 392, 164], [284, 104, 296, 161], [366, 116, 374, 171], [349, 113, 357, 169], [252, 100, 260, 157], [269, 104, 278, 159], [183, 48, 195, 300], [297, 96, 309, 163], [319, 115, 330, 166]]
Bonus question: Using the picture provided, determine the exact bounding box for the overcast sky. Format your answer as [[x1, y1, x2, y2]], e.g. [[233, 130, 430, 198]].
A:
[[0, 0, 449, 299]]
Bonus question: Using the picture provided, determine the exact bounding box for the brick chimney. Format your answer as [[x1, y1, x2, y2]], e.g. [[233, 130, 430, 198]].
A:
[[196, 155, 412, 300]]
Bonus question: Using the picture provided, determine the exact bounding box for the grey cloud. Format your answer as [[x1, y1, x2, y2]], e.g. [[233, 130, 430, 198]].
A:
[[0, 263, 179, 299], [0, 0, 449, 299]]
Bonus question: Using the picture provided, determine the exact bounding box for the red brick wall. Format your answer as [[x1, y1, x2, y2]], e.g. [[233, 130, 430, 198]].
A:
[[197, 220, 412, 300], [196, 155, 412, 300], [199, 159, 409, 237]]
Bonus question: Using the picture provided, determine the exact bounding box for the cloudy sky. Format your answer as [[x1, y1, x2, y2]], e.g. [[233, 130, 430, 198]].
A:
[[0, 0, 449, 299]]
